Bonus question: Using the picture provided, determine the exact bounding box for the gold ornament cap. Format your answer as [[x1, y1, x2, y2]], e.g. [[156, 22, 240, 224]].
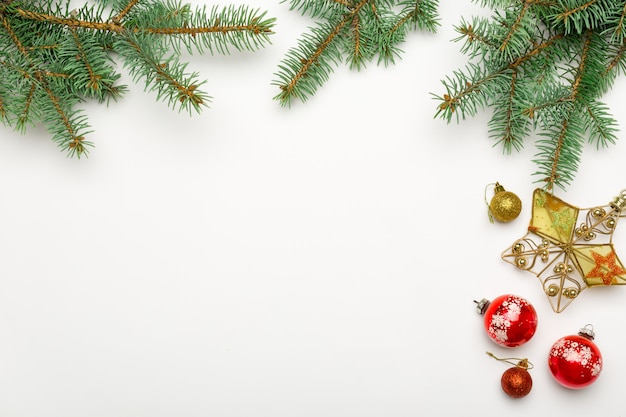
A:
[[487, 182, 522, 223]]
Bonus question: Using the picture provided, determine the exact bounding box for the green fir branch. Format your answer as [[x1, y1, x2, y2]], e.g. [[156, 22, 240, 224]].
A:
[[434, 0, 626, 191], [533, 105, 585, 189], [0, 0, 276, 157], [273, 0, 440, 106], [583, 99, 618, 148]]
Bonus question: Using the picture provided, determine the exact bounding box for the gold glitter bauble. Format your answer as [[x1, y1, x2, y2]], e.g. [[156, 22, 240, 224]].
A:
[[489, 183, 522, 222]]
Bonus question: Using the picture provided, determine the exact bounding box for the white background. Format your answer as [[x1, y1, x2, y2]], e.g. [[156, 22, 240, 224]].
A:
[[1, 1, 626, 416]]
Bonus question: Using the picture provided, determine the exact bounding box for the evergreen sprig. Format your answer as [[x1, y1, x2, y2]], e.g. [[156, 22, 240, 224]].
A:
[[434, 0, 626, 191], [0, 0, 275, 156], [273, 0, 440, 106]]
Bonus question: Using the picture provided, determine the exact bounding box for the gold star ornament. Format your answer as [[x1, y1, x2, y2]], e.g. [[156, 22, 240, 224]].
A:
[[501, 189, 626, 313]]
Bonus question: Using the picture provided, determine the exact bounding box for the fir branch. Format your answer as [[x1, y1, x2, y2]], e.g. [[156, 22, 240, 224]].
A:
[[604, 2, 626, 42], [434, 0, 626, 191], [274, 0, 368, 106], [16, 81, 37, 131], [61, 27, 124, 102], [284, 0, 351, 20], [0, 0, 276, 156], [495, 2, 536, 62], [434, 63, 503, 122], [583, 99, 618, 149], [533, 106, 585, 190], [112, 0, 140, 23], [347, 8, 364, 68], [274, 0, 440, 106], [13, 7, 124, 32], [377, 1, 439, 65], [487, 69, 532, 152], [128, 3, 275, 55], [453, 17, 499, 56], [550, 0, 611, 34], [36, 70, 93, 156], [403, 0, 440, 32], [1, 12, 30, 56], [115, 31, 208, 112]]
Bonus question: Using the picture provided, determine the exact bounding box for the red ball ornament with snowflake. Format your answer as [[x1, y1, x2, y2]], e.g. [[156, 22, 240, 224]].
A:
[[475, 294, 538, 348], [548, 325, 603, 389]]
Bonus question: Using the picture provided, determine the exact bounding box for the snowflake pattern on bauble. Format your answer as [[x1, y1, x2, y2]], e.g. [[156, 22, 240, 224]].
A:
[[550, 337, 603, 376], [487, 296, 525, 343], [479, 294, 537, 348]]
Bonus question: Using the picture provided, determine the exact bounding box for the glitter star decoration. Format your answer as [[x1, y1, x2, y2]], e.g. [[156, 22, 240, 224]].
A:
[[501, 189, 626, 313]]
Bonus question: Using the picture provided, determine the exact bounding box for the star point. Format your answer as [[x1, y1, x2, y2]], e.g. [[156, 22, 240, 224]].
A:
[[585, 250, 626, 285]]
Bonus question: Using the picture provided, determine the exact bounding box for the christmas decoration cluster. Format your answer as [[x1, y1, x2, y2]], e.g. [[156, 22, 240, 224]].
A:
[[478, 294, 602, 397], [478, 186, 626, 398]]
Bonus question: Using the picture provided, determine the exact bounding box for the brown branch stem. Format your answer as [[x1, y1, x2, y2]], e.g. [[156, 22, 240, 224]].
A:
[[110, 0, 140, 23], [500, 2, 530, 52], [15, 8, 123, 32]]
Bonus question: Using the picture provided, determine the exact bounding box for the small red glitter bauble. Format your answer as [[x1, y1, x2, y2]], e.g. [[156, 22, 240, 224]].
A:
[[475, 294, 538, 348], [548, 325, 602, 389], [501, 366, 532, 398]]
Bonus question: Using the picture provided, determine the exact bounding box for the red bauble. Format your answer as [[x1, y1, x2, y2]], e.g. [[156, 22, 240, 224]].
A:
[[548, 325, 602, 389], [475, 294, 538, 348]]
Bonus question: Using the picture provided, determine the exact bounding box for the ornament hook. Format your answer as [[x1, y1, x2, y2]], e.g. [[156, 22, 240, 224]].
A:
[[486, 351, 533, 370], [611, 190, 626, 213], [484, 183, 498, 223]]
